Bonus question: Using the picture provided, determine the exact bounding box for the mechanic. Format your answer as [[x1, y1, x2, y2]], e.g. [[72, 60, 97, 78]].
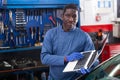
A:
[[41, 3, 99, 80]]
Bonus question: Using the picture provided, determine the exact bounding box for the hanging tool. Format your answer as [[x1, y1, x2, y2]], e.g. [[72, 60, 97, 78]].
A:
[[49, 15, 57, 27]]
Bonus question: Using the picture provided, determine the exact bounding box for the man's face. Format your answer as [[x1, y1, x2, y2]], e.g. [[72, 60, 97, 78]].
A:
[[62, 9, 78, 31]]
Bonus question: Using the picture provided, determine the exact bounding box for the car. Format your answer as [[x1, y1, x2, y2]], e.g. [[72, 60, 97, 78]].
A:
[[75, 53, 120, 80]]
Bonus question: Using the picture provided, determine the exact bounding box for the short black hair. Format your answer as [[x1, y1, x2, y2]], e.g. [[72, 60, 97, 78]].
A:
[[63, 3, 80, 14]]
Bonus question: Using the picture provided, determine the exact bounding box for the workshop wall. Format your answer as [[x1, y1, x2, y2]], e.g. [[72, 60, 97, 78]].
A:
[[80, 0, 116, 25], [79, 0, 120, 44]]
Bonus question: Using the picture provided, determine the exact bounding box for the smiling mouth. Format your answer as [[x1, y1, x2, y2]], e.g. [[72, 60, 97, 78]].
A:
[[68, 22, 74, 26]]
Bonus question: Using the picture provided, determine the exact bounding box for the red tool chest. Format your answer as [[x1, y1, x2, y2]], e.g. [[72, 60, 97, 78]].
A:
[[100, 43, 120, 62]]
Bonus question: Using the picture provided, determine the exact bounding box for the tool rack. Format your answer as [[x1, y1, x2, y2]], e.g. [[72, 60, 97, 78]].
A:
[[0, 0, 80, 80]]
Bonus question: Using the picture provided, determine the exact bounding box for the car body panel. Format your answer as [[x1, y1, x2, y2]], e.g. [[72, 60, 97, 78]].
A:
[[76, 53, 120, 80]]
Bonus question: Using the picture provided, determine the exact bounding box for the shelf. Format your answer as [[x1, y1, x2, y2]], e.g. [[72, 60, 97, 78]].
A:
[[0, 46, 42, 53], [112, 18, 120, 23], [0, 65, 48, 73]]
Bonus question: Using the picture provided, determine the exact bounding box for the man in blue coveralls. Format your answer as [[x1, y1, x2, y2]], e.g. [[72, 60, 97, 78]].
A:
[[41, 4, 98, 80]]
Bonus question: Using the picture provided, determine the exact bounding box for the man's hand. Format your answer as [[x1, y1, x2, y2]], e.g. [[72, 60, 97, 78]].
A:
[[77, 59, 99, 75], [77, 67, 90, 75], [65, 52, 84, 62]]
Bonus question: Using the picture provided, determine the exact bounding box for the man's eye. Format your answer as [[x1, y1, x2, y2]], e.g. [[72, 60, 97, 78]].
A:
[[65, 14, 70, 17], [72, 15, 77, 18]]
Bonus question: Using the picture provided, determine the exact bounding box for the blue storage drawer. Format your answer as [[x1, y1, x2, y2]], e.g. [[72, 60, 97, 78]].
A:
[[6, 0, 39, 4], [5, 0, 79, 8], [6, 0, 78, 4]]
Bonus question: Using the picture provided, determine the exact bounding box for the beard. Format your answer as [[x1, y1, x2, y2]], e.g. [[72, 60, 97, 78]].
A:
[[62, 22, 76, 31]]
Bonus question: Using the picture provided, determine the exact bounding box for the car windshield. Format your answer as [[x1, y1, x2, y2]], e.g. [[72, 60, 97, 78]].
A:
[[76, 53, 120, 80]]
